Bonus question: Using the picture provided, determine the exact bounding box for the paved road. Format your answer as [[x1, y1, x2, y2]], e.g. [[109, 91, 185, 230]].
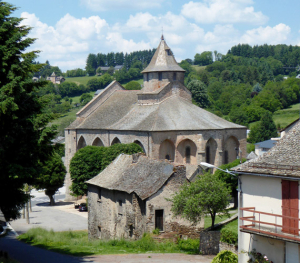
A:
[[30, 194, 66, 207]]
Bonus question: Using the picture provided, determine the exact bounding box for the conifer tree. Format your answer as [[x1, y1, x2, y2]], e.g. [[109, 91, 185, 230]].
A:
[[0, 2, 57, 220]]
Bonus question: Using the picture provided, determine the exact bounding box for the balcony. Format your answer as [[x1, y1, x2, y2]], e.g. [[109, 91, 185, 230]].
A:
[[240, 207, 300, 244]]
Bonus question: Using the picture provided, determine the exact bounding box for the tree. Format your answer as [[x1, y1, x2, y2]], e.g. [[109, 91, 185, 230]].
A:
[[0, 2, 57, 220], [170, 173, 230, 228], [80, 93, 93, 106], [248, 111, 278, 143], [186, 80, 209, 108], [70, 143, 143, 196], [194, 51, 213, 66], [214, 159, 246, 209], [34, 153, 66, 205], [125, 81, 141, 90]]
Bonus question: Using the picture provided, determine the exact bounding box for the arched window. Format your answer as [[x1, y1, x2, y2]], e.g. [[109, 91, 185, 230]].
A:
[[111, 137, 121, 145], [224, 136, 239, 164], [176, 139, 197, 165], [159, 72, 162, 81], [159, 139, 175, 162], [92, 137, 104, 147], [77, 136, 86, 150], [205, 138, 218, 166], [133, 140, 146, 154], [185, 146, 191, 164]]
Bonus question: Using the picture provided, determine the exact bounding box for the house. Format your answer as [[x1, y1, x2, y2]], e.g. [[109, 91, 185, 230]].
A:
[[86, 153, 203, 240], [46, 72, 65, 84], [254, 139, 278, 156], [232, 121, 300, 263], [64, 35, 247, 200], [96, 65, 123, 75]]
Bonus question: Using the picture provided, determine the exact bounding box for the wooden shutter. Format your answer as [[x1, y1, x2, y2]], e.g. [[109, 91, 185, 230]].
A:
[[282, 180, 299, 234]]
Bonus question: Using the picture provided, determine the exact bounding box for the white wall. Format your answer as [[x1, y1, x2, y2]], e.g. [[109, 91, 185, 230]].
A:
[[238, 174, 300, 263]]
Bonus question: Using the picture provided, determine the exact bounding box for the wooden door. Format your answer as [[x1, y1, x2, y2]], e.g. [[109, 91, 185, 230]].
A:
[[282, 180, 299, 235], [155, 210, 164, 231]]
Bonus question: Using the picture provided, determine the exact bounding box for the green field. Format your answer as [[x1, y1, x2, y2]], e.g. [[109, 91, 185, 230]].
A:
[[191, 65, 206, 74], [248, 103, 300, 130], [65, 76, 99, 85]]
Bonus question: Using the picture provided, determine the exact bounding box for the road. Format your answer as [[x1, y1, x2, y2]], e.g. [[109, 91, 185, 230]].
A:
[[30, 194, 66, 207]]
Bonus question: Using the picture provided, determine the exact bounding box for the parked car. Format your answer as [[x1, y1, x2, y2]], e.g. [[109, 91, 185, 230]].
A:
[[74, 203, 79, 209], [79, 203, 87, 212]]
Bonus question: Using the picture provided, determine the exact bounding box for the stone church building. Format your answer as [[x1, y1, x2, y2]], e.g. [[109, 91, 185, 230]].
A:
[[64, 35, 247, 200]]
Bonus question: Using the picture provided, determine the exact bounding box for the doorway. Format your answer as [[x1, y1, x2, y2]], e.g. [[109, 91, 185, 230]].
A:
[[155, 210, 164, 231]]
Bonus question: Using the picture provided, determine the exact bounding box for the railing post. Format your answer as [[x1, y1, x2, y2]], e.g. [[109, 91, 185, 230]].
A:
[[275, 215, 277, 234], [259, 213, 260, 231]]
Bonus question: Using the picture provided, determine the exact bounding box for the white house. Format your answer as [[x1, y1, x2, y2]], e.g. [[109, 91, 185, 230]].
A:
[[233, 121, 300, 263]]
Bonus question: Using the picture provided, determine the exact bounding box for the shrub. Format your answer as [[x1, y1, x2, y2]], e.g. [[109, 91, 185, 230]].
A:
[[152, 228, 160, 235], [220, 229, 238, 245], [247, 249, 273, 263], [212, 250, 238, 263]]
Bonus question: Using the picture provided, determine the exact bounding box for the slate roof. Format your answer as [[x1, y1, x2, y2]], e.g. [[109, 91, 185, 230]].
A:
[[141, 35, 185, 73], [232, 121, 300, 178], [86, 154, 175, 200], [255, 139, 278, 149], [72, 92, 244, 131]]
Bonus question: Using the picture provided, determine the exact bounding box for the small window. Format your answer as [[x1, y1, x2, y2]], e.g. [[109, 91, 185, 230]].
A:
[[118, 200, 123, 215], [159, 72, 162, 81], [146, 73, 149, 82], [173, 73, 176, 81], [68, 130, 70, 134], [165, 154, 170, 160], [98, 226, 101, 238], [205, 146, 210, 164], [185, 146, 191, 164], [118, 200, 122, 207], [167, 49, 171, 56]]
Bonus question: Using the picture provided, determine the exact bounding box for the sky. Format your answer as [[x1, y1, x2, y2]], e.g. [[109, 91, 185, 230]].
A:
[[7, 0, 300, 72]]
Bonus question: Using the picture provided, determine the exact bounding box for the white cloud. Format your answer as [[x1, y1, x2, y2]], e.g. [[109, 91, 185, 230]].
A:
[[181, 0, 268, 25], [241, 23, 291, 45], [19, 12, 154, 71], [81, 0, 165, 11]]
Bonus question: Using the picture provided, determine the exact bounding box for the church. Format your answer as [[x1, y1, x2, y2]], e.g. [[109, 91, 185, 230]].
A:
[[64, 35, 247, 200]]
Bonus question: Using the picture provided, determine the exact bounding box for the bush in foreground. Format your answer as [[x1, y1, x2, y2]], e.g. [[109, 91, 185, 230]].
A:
[[212, 250, 238, 263]]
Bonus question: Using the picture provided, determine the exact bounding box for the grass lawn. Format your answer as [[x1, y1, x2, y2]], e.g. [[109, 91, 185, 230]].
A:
[[204, 208, 238, 229], [18, 228, 200, 256]]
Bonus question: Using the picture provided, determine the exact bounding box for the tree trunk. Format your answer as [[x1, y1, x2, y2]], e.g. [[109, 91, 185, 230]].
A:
[[22, 206, 25, 219], [29, 196, 32, 212], [25, 202, 30, 224], [48, 194, 55, 206], [211, 214, 216, 229]]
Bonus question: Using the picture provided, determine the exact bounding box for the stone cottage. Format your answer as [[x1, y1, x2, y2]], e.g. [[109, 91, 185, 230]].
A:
[[65, 35, 247, 200], [87, 153, 202, 240]]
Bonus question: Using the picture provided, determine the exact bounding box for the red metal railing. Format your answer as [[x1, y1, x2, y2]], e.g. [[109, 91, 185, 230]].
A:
[[240, 207, 300, 243]]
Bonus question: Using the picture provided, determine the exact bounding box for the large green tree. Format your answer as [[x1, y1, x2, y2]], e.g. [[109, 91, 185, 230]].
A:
[[70, 143, 143, 196], [0, 2, 57, 220], [187, 80, 209, 108], [248, 111, 278, 143], [34, 153, 66, 205], [171, 173, 230, 228]]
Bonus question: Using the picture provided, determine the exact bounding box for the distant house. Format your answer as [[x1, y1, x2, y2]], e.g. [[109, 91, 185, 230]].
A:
[[32, 77, 39, 82], [51, 136, 65, 144], [296, 74, 300, 79], [96, 65, 124, 75], [47, 72, 65, 84], [87, 153, 203, 240], [255, 139, 278, 156], [94, 89, 104, 97]]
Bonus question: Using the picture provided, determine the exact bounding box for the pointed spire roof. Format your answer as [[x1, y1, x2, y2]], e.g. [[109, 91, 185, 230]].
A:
[[51, 72, 56, 77], [141, 36, 185, 73]]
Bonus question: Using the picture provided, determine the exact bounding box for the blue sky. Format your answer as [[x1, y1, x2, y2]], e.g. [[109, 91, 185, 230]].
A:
[[7, 0, 300, 71]]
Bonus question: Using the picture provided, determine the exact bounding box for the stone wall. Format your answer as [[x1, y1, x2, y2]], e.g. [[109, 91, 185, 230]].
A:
[[219, 242, 238, 254], [199, 231, 221, 255], [88, 185, 147, 240]]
